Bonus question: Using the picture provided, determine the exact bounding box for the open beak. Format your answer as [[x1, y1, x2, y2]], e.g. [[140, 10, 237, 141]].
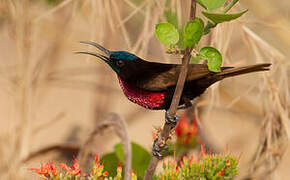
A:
[[76, 41, 111, 63]]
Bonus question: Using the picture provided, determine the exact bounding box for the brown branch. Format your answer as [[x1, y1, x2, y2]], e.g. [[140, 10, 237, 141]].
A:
[[78, 113, 132, 180], [144, 1, 196, 179]]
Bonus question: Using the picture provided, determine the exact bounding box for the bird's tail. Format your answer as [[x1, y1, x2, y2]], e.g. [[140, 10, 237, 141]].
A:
[[216, 63, 271, 79]]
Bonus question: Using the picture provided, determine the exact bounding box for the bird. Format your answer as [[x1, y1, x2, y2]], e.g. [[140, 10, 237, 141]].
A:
[[77, 41, 271, 157], [78, 41, 271, 112]]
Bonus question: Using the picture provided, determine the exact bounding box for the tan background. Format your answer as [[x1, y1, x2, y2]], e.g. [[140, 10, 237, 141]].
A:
[[0, 0, 289, 179]]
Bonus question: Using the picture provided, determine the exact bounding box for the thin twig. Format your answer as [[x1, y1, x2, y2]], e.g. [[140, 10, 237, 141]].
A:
[[78, 113, 132, 180], [32, 0, 74, 23], [117, 1, 147, 28], [111, 0, 132, 49], [222, 0, 239, 13], [243, 34, 288, 179], [144, 1, 196, 179], [123, 0, 146, 15]]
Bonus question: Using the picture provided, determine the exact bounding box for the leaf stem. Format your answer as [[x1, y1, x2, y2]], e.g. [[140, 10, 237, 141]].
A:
[[222, 0, 239, 13], [204, 0, 239, 34]]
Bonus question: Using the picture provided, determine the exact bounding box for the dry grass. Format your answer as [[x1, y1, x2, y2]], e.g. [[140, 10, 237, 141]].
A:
[[0, 0, 289, 179]]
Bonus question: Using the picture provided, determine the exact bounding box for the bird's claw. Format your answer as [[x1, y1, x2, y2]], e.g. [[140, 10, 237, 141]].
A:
[[152, 112, 179, 158], [165, 111, 179, 129], [152, 139, 163, 158], [152, 139, 169, 158]]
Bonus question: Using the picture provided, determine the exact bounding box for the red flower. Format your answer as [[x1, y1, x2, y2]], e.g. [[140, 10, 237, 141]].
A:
[[94, 154, 98, 164], [70, 157, 81, 176], [175, 114, 198, 145], [93, 154, 102, 170], [218, 170, 224, 176], [91, 153, 109, 177], [49, 162, 58, 176], [226, 159, 231, 167], [59, 158, 81, 176], [175, 115, 189, 137], [59, 163, 69, 171], [117, 161, 122, 175], [29, 162, 51, 178], [117, 162, 122, 171], [99, 170, 108, 177]]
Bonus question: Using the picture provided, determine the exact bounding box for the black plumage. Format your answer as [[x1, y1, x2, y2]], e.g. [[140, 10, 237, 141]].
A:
[[115, 57, 271, 109], [78, 41, 271, 110]]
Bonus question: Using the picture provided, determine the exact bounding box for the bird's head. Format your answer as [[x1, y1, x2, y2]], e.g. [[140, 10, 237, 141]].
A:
[[77, 41, 138, 75]]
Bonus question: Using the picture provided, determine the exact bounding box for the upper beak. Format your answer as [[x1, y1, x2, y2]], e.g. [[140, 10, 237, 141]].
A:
[[76, 41, 111, 63]]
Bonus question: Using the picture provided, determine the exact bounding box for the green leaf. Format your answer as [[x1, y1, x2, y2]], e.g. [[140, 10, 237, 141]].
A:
[[196, 0, 208, 9], [114, 143, 125, 163], [203, 21, 216, 35], [183, 18, 204, 47], [164, 10, 179, 28], [202, 9, 248, 24], [198, 0, 226, 11], [155, 23, 179, 45], [131, 143, 151, 178], [177, 28, 186, 49], [199, 47, 222, 72], [114, 142, 151, 179], [190, 56, 201, 64], [100, 152, 119, 176]]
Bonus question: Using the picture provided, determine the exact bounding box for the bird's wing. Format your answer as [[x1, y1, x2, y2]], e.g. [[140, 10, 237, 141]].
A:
[[135, 64, 212, 91]]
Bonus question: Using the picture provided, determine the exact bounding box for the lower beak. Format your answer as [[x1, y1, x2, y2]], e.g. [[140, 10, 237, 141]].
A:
[[76, 41, 111, 63], [75, 51, 110, 63]]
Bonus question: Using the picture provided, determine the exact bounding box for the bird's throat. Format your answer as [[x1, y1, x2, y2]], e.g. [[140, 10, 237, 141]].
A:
[[118, 76, 166, 110]]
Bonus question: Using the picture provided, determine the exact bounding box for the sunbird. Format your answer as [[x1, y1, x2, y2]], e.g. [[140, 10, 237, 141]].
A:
[[78, 41, 270, 156], [77, 41, 270, 124]]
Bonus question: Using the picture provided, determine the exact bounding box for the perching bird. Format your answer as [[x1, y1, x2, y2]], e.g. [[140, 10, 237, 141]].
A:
[[78, 41, 271, 112], [78, 41, 270, 157]]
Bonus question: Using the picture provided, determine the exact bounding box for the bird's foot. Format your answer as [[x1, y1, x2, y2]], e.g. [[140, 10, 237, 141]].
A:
[[152, 138, 169, 158], [177, 98, 193, 110], [165, 111, 179, 129]]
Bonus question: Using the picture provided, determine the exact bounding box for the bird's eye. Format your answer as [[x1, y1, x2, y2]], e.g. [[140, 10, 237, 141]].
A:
[[116, 60, 125, 67]]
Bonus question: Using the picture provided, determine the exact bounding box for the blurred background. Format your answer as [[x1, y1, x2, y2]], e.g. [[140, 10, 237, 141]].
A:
[[0, 0, 289, 179]]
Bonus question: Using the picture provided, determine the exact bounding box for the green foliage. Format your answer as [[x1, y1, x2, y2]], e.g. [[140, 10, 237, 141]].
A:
[[101, 142, 151, 179], [100, 152, 119, 177], [30, 149, 240, 180], [115, 142, 151, 178], [163, 10, 186, 49], [190, 56, 201, 64], [154, 152, 239, 180], [184, 18, 204, 48], [202, 9, 248, 24], [197, 0, 226, 11], [203, 21, 216, 35], [29, 153, 138, 180], [155, 23, 179, 45], [155, 0, 248, 72], [164, 10, 179, 28], [199, 47, 222, 72], [177, 28, 186, 50]]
